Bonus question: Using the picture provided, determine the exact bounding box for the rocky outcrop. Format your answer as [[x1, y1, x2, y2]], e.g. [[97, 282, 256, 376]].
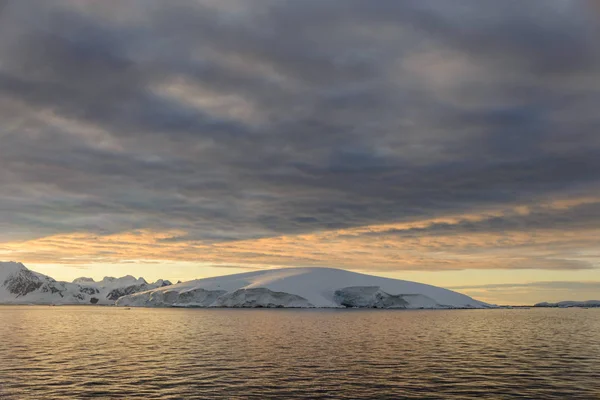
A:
[[79, 286, 100, 296], [116, 287, 227, 307], [176, 288, 226, 306], [117, 287, 315, 308], [106, 280, 174, 301], [211, 288, 314, 308], [333, 286, 409, 308], [4, 268, 43, 297], [107, 284, 150, 301]]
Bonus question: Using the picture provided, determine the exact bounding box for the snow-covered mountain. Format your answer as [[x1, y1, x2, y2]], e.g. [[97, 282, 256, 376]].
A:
[[71, 275, 172, 301], [116, 267, 491, 309], [0, 261, 171, 305]]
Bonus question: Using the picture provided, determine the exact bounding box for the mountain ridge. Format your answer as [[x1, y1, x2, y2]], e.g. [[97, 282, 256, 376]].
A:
[[0, 261, 171, 305]]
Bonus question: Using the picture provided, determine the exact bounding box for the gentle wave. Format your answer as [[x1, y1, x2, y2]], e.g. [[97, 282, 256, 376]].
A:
[[1, 307, 599, 399]]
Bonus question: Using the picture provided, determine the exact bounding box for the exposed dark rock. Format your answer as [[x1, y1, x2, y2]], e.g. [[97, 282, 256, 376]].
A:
[[47, 285, 63, 295], [176, 288, 226, 305], [106, 284, 150, 301], [3, 269, 43, 297], [212, 288, 314, 308], [334, 286, 409, 308], [79, 286, 99, 295]]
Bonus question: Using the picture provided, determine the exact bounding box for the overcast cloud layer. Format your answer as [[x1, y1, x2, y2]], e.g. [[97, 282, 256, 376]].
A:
[[1, 1, 600, 275]]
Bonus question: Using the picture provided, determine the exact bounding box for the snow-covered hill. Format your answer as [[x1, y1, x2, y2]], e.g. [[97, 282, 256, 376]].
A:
[[116, 267, 490, 309], [0, 261, 171, 305], [534, 300, 600, 308]]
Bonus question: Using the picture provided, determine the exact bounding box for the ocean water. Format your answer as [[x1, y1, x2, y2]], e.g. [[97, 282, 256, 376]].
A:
[[0, 307, 599, 399]]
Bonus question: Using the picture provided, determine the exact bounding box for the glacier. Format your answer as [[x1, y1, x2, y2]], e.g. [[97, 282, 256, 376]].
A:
[[0, 261, 171, 305], [116, 267, 491, 309]]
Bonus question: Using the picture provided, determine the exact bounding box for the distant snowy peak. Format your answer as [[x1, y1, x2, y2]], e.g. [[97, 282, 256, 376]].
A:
[[0, 261, 28, 282], [0, 261, 172, 305], [153, 279, 171, 287], [535, 300, 600, 308], [1, 261, 89, 304], [73, 275, 169, 289], [100, 275, 145, 287], [73, 277, 95, 284], [117, 267, 490, 309]]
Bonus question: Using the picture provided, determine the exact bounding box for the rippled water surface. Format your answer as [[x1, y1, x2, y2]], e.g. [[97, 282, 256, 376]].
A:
[[1, 307, 599, 399]]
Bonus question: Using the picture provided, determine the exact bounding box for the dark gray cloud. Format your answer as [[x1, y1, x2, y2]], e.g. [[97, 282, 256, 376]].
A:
[[354, 201, 600, 238], [1, 0, 599, 254]]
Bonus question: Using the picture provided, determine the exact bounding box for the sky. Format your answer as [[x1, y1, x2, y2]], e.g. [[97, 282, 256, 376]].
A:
[[0, 0, 599, 305]]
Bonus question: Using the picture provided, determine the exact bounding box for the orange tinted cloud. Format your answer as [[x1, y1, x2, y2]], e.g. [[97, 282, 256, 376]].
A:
[[3, 198, 599, 273]]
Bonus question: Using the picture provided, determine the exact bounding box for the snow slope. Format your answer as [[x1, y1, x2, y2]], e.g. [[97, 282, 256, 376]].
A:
[[117, 267, 490, 309], [0, 261, 171, 305]]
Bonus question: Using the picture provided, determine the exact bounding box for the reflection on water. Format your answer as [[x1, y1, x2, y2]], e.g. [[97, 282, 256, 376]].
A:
[[0, 307, 599, 399]]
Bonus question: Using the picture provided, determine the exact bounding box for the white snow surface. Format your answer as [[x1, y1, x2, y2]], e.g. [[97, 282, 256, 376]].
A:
[[117, 267, 490, 309], [0, 261, 170, 305]]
